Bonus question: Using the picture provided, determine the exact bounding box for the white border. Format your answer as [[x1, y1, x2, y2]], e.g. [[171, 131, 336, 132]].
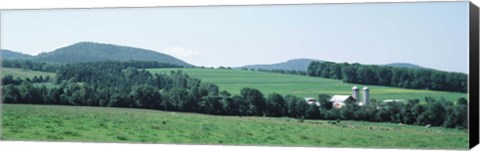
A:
[[0, 0, 478, 151], [0, 0, 470, 10]]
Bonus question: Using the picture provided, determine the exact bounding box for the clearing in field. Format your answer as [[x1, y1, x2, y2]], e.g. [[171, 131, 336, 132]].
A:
[[1, 104, 468, 149], [147, 68, 466, 102], [1, 68, 56, 79]]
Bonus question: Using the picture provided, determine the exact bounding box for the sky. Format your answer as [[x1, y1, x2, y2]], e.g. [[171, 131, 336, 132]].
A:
[[0, 2, 470, 73]]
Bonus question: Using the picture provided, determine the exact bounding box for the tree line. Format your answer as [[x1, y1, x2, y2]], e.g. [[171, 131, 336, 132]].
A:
[[307, 61, 467, 93], [2, 59, 61, 72], [1, 61, 467, 129], [2, 59, 182, 73]]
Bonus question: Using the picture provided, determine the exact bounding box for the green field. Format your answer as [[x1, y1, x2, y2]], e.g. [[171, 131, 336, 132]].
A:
[[1, 104, 468, 149], [2, 68, 57, 88], [2, 67, 465, 102], [147, 68, 466, 102], [2, 68, 56, 79]]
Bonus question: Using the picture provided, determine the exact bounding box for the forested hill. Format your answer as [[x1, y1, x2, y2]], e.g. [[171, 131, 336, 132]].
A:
[[1, 49, 33, 60], [237, 58, 321, 71], [25, 42, 192, 67], [386, 63, 423, 69]]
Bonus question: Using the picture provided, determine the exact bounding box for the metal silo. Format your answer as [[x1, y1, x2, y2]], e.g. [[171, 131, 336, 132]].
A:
[[352, 86, 359, 101], [363, 86, 370, 106]]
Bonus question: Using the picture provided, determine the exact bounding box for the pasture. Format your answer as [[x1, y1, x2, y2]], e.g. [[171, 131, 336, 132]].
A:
[[1, 104, 468, 149], [1, 68, 55, 79], [147, 68, 466, 102]]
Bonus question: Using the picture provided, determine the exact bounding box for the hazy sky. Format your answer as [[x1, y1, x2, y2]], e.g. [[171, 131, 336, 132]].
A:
[[1, 2, 469, 73]]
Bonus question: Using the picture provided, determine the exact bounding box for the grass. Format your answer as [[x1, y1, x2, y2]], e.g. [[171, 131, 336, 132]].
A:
[[1, 67, 465, 102], [1, 68, 56, 79], [2, 68, 57, 88], [147, 68, 467, 102], [1, 104, 468, 149]]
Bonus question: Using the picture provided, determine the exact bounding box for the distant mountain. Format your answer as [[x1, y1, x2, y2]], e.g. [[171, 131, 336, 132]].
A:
[[1, 49, 33, 60], [237, 58, 321, 71], [31, 42, 192, 67], [385, 63, 423, 69], [238, 59, 426, 72]]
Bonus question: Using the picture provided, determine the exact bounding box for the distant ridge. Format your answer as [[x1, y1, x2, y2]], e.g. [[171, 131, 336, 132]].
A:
[[238, 59, 428, 72], [3, 42, 192, 67], [385, 63, 423, 69], [237, 58, 321, 71], [1, 49, 33, 60]]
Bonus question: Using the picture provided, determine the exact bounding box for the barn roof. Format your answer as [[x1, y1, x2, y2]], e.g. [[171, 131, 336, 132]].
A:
[[303, 97, 316, 101], [383, 99, 405, 103], [329, 95, 354, 102]]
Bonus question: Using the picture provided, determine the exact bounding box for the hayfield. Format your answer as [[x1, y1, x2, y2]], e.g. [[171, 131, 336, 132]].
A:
[[147, 68, 466, 102], [1, 68, 56, 79], [1, 67, 465, 102], [1, 104, 468, 149]]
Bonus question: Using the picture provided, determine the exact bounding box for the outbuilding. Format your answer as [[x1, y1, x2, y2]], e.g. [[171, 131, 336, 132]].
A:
[[329, 95, 356, 109]]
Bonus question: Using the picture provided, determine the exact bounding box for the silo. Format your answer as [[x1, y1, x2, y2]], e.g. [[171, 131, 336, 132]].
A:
[[363, 87, 369, 106], [352, 86, 359, 101]]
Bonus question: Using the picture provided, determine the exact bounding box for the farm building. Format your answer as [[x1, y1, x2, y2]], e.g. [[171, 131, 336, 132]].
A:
[[382, 99, 406, 103], [329, 86, 370, 109], [329, 95, 355, 109], [304, 97, 320, 106], [376, 99, 406, 109]]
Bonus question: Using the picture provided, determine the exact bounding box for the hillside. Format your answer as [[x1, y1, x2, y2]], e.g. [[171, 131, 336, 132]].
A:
[[237, 58, 321, 71], [31, 42, 192, 67], [1, 49, 33, 60], [147, 68, 466, 102], [1, 104, 468, 149]]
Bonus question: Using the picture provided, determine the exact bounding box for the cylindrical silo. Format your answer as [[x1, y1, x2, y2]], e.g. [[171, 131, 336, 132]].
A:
[[352, 86, 359, 101], [363, 87, 369, 106]]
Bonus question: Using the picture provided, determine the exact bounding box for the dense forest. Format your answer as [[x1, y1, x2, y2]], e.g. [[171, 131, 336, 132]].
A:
[[2, 59, 61, 72], [307, 61, 467, 93], [1, 60, 468, 129]]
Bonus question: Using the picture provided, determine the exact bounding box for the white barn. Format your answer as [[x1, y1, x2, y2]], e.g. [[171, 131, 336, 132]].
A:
[[329, 95, 355, 109], [328, 86, 370, 109]]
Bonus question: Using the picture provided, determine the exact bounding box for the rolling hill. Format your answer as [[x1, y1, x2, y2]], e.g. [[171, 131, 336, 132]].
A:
[[237, 58, 321, 71], [2, 42, 192, 67], [32, 42, 192, 67], [1, 49, 33, 60], [147, 68, 466, 102]]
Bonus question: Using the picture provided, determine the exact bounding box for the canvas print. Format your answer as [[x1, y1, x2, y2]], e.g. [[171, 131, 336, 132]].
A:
[[0, 2, 472, 149]]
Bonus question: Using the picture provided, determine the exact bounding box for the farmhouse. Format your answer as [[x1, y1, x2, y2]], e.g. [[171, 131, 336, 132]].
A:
[[329, 86, 370, 109]]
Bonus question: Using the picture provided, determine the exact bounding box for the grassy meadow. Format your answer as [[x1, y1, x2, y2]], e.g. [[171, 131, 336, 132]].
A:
[[0, 67, 469, 149], [1, 68, 56, 79], [1, 104, 468, 149], [147, 68, 466, 102], [2, 68, 57, 88], [1, 67, 466, 102]]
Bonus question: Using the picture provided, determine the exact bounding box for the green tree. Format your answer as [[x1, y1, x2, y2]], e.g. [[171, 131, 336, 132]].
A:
[[266, 93, 286, 117]]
